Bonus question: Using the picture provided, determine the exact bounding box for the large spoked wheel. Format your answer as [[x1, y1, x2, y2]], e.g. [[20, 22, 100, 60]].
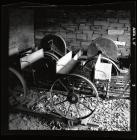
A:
[[8, 67, 27, 106], [50, 74, 99, 120], [83, 56, 119, 80], [30, 52, 59, 83], [40, 34, 67, 57]]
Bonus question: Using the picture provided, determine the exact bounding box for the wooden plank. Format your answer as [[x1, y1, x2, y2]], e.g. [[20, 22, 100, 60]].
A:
[[20, 49, 44, 69], [57, 59, 77, 74], [56, 51, 72, 73]]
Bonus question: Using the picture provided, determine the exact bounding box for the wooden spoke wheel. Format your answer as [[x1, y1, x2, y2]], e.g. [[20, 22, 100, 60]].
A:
[[8, 67, 27, 106], [50, 74, 99, 120], [30, 52, 59, 83], [44, 51, 59, 62], [40, 34, 67, 57]]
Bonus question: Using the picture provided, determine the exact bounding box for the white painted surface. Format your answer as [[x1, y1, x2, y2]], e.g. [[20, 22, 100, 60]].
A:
[[73, 50, 83, 60], [20, 49, 44, 69], [95, 54, 112, 81], [114, 41, 126, 46], [56, 51, 72, 73]]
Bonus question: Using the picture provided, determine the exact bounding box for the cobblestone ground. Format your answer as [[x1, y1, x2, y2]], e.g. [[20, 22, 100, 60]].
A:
[[9, 93, 130, 131], [80, 98, 130, 131]]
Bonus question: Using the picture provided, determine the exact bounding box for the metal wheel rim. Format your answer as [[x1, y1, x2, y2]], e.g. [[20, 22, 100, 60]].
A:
[[44, 51, 59, 61]]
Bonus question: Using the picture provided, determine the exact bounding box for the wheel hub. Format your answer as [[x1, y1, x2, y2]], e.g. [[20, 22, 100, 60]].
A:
[[67, 93, 79, 104]]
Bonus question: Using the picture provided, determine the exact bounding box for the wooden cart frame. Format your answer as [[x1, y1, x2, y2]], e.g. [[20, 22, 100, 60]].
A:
[[8, 35, 130, 121]]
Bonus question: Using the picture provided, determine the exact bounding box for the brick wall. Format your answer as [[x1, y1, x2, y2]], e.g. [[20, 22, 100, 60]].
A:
[[35, 8, 131, 57]]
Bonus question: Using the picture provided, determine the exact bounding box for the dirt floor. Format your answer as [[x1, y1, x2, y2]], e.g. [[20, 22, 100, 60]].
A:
[[9, 96, 130, 131], [8, 65, 130, 131]]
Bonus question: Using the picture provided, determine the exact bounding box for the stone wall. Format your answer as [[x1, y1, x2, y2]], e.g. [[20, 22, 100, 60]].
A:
[[35, 8, 131, 57]]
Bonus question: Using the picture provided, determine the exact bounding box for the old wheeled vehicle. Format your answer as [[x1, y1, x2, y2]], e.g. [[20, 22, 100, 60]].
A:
[[8, 35, 130, 122]]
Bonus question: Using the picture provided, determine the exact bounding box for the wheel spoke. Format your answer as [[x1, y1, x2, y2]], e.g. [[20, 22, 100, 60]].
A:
[[51, 90, 68, 96], [41, 62, 45, 71], [54, 99, 67, 106], [58, 79, 69, 92], [72, 83, 75, 94], [79, 102, 93, 112], [75, 104, 81, 118], [85, 66, 92, 72], [50, 74, 98, 120], [65, 103, 71, 117], [43, 62, 49, 71]]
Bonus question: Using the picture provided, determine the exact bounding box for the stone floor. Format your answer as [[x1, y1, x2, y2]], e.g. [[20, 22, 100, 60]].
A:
[[9, 96, 130, 131]]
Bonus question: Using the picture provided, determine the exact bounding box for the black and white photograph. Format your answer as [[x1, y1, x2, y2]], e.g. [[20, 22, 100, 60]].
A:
[[1, 1, 136, 137]]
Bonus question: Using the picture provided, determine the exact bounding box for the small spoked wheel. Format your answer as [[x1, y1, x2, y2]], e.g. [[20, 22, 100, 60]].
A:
[[50, 74, 99, 120]]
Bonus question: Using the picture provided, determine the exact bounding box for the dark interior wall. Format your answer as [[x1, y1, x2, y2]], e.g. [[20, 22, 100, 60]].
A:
[[9, 9, 34, 53], [8, 5, 132, 58], [34, 6, 131, 57]]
